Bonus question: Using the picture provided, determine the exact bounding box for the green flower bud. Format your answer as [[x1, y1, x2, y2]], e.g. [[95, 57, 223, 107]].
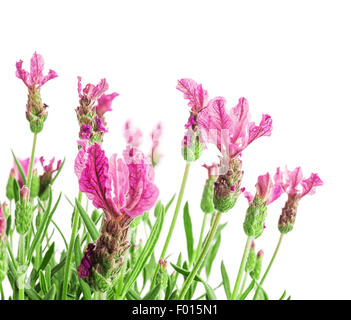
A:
[[156, 259, 169, 290], [243, 197, 267, 239], [26, 89, 48, 134], [251, 250, 264, 280], [15, 187, 32, 235], [6, 174, 16, 201], [278, 195, 298, 234], [201, 177, 216, 214], [181, 129, 204, 162], [245, 241, 256, 273], [213, 158, 243, 213], [30, 171, 40, 199]]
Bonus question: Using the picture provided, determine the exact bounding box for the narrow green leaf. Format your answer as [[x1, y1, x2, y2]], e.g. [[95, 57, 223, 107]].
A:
[[165, 193, 176, 213], [75, 199, 99, 241], [39, 270, 48, 294], [11, 150, 26, 186], [25, 288, 42, 300], [50, 158, 65, 185], [220, 261, 231, 299], [143, 284, 162, 300], [205, 233, 221, 278], [126, 288, 142, 300], [43, 284, 56, 300], [170, 263, 202, 282], [279, 290, 287, 300], [202, 281, 217, 300], [183, 202, 194, 264], [239, 280, 255, 300]]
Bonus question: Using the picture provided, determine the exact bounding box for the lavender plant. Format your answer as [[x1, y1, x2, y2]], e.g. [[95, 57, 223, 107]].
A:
[[0, 53, 323, 300]]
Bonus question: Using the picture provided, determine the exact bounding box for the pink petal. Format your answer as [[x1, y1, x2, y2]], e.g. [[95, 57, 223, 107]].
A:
[[74, 140, 89, 179], [79, 143, 116, 218], [96, 92, 119, 118], [16, 60, 30, 87], [109, 154, 129, 210], [248, 114, 273, 145], [0, 205, 6, 238], [256, 173, 273, 201], [244, 191, 254, 204], [124, 120, 143, 148], [176, 78, 208, 113], [300, 173, 323, 198], [30, 52, 45, 87]]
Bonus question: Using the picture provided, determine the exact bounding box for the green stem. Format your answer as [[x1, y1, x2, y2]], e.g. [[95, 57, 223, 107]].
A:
[[26, 132, 38, 191], [62, 191, 82, 300], [253, 233, 284, 300], [193, 212, 209, 264], [178, 211, 222, 300], [240, 271, 248, 296], [0, 282, 4, 300], [231, 236, 253, 300], [151, 162, 191, 287]]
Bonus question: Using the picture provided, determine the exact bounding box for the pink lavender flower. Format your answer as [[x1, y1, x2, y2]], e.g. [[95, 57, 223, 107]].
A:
[[177, 78, 208, 114], [244, 172, 283, 205], [124, 120, 143, 148], [275, 167, 323, 233], [38, 157, 62, 199], [151, 123, 162, 167], [16, 52, 58, 133], [77, 143, 159, 219], [275, 167, 323, 200], [16, 52, 57, 90], [76, 77, 118, 144]]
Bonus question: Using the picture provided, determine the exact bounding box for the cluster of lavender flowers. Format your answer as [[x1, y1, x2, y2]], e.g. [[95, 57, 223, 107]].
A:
[[0, 53, 322, 300]]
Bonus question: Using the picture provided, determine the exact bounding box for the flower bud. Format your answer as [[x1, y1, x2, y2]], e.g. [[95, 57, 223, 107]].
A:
[[243, 197, 267, 239], [26, 89, 48, 133], [213, 158, 243, 213], [30, 170, 40, 199], [200, 164, 219, 214], [78, 217, 131, 292], [251, 250, 264, 280], [278, 195, 298, 234], [6, 169, 16, 201], [245, 241, 256, 273], [15, 187, 32, 235], [181, 129, 204, 162], [156, 259, 169, 290]]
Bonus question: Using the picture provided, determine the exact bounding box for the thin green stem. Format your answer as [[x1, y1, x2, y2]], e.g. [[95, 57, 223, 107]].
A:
[[26, 132, 38, 191], [193, 212, 209, 264], [151, 162, 191, 287], [231, 236, 253, 300], [253, 233, 284, 300], [240, 271, 248, 296], [62, 191, 82, 300], [178, 211, 222, 300], [0, 282, 4, 300]]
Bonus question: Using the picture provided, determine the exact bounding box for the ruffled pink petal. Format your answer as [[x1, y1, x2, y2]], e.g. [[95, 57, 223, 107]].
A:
[[30, 52, 45, 87], [285, 167, 304, 195], [122, 146, 159, 217], [0, 205, 6, 238], [228, 97, 251, 157], [40, 69, 58, 87], [244, 191, 254, 204], [96, 92, 119, 118], [248, 114, 273, 145], [77, 76, 83, 98], [176, 78, 208, 113], [16, 60, 30, 87], [198, 97, 231, 151], [266, 184, 283, 205], [78, 143, 116, 219], [256, 173, 273, 201], [109, 154, 129, 210], [300, 173, 323, 198], [74, 140, 89, 179]]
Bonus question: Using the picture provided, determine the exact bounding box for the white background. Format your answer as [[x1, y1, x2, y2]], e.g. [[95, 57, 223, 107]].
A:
[[0, 0, 350, 299]]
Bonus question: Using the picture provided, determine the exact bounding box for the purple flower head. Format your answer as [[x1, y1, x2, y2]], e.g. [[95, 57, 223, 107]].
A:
[[16, 52, 58, 90], [77, 243, 95, 278], [79, 124, 93, 140], [11, 157, 37, 188]]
